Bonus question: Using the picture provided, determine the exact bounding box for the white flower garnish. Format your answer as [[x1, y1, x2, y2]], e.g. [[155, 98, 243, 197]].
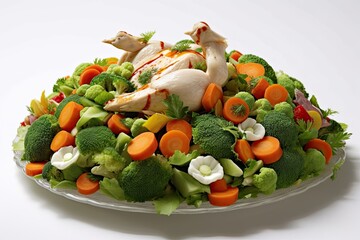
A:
[[238, 118, 265, 141], [188, 155, 224, 185], [51, 146, 80, 170]]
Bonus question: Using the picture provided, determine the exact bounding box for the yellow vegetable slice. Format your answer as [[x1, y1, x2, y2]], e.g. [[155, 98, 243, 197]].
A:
[[307, 110, 322, 130], [143, 113, 170, 133]]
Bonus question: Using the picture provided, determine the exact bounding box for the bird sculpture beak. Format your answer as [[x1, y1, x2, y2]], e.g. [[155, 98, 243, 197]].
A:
[[184, 30, 194, 36], [102, 38, 115, 44]]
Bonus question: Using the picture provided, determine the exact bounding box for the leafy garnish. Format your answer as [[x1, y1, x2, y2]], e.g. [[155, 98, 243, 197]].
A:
[[168, 150, 200, 166], [138, 68, 157, 86], [26, 106, 34, 115], [171, 39, 194, 52], [297, 119, 318, 146], [322, 108, 338, 118], [139, 31, 156, 43], [163, 94, 189, 119], [325, 131, 352, 154], [99, 177, 125, 200], [153, 189, 183, 216], [52, 77, 67, 92], [94, 58, 108, 66]]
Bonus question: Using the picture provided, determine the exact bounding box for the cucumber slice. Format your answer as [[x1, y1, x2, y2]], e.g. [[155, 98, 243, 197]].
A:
[[218, 158, 243, 177]]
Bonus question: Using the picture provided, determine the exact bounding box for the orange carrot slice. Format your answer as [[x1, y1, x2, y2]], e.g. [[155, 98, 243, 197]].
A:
[[58, 101, 84, 132], [50, 130, 75, 152], [127, 132, 158, 161], [166, 119, 192, 140], [25, 162, 47, 176], [107, 114, 130, 135], [208, 186, 239, 206], [304, 138, 333, 164], [201, 83, 223, 112], [76, 173, 100, 195], [251, 136, 283, 164], [264, 84, 289, 106], [222, 97, 250, 124], [235, 63, 265, 82], [210, 178, 228, 193], [79, 68, 101, 85], [251, 77, 270, 99], [234, 139, 255, 163], [159, 130, 190, 158]]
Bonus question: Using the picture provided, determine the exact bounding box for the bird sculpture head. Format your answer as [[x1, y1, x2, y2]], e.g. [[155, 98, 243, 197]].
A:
[[103, 31, 145, 52], [185, 22, 226, 45]]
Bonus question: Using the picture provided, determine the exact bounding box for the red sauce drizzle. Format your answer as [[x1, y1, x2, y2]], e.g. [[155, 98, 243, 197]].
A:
[[188, 60, 192, 68], [196, 29, 201, 44], [160, 41, 165, 49], [143, 94, 151, 110], [132, 54, 163, 77]]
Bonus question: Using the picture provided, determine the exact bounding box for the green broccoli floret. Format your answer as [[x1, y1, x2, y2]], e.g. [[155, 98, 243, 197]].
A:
[[75, 126, 116, 156], [76, 84, 90, 96], [300, 149, 326, 180], [90, 72, 117, 91], [252, 167, 278, 194], [84, 85, 114, 105], [276, 71, 309, 98], [274, 102, 294, 119], [238, 54, 277, 83], [262, 111, 298, 148], [94, 91, 114, 105], [52, 77, 75, 97], [130, 118, 149, 137], [292, 78, 309, 98], [42, 161, 64, 182], [112, 75, 135, 95], [76, 106, 111, 130], [192, 114, 240, 159], [268, 147, 305, 188], [91, 147, 130, 178], [107, 62, 134, 80], [276, 71, 296, 99], [54, 94, 82, 118], [84, 85, 105, 100], [249, 98, 272, 122], [23, 114, 60, 162], [119, 156, 173, 202], [234, 91, 255, 109]]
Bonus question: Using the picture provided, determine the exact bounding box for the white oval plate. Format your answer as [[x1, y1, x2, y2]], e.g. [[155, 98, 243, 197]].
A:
[[13, 148, 345, 214]]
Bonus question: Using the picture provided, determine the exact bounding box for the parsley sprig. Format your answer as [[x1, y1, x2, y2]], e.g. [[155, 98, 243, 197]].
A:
[[163, 94, 189, 119]]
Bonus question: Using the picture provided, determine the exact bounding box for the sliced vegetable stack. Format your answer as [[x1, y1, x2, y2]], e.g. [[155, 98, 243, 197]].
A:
[[13, 35, 351, 216]]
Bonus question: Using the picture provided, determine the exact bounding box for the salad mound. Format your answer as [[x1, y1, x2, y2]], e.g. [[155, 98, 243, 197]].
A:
[[13, 22, 351, 215]]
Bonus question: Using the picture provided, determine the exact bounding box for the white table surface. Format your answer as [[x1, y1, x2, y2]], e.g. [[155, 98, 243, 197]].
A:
[[1, 0, 359, 239]]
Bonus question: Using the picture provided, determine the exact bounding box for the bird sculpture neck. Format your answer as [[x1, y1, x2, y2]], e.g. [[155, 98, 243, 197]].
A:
[[201, 40, 228, 86]]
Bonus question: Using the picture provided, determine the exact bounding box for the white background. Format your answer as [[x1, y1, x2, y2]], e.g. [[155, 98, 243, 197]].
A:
[[1, 0, 359, 239]]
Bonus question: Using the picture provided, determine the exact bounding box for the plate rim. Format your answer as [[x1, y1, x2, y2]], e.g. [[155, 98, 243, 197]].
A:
[[13, 147, 346, 214]]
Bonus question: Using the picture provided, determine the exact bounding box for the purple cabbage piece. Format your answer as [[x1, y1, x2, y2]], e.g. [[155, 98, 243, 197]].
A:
[[293, 89, 330, 127]]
